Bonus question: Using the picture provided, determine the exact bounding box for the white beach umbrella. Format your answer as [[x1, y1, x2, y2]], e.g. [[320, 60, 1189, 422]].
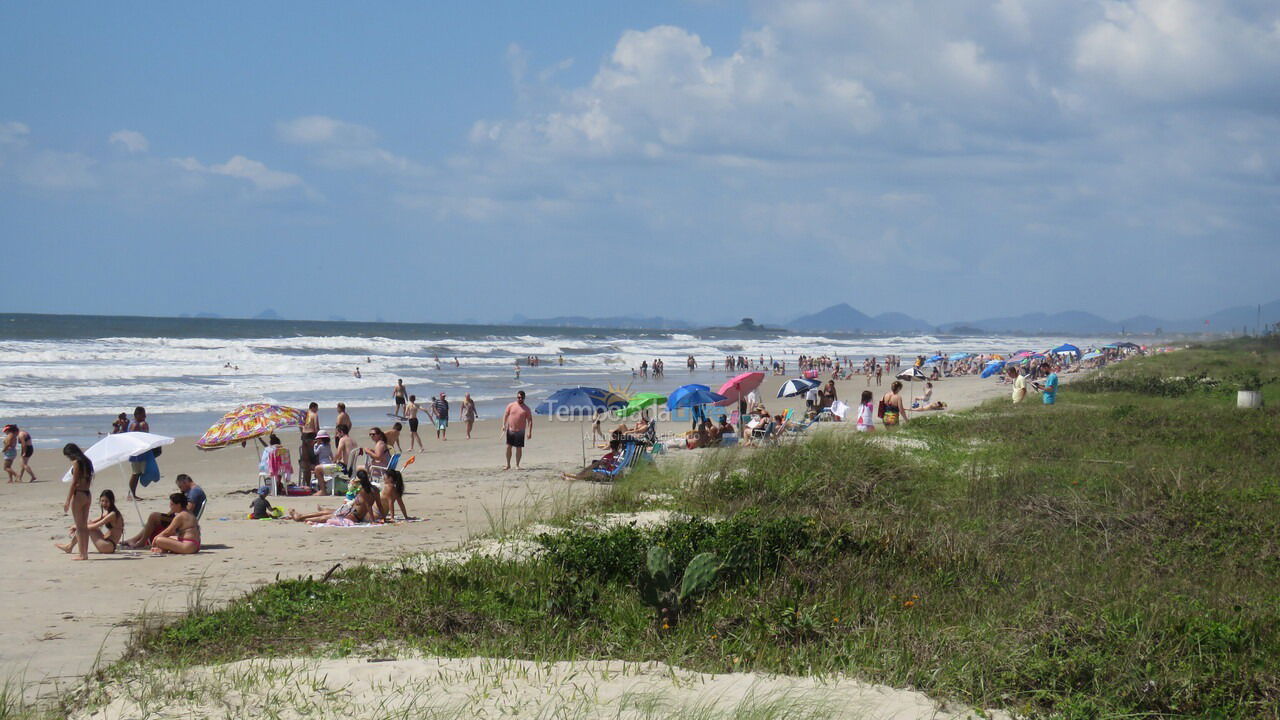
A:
[[896, 367, 928, 382], [60, 432, 175, 482]]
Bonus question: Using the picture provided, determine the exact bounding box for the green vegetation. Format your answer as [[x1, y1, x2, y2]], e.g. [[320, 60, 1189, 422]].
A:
[[92, 339, 1280, 718]]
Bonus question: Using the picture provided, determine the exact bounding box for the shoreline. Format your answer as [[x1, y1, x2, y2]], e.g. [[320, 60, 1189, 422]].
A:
[[2, 370, 1044, 699]]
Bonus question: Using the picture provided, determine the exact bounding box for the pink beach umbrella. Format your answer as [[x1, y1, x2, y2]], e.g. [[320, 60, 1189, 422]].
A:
[[715, 371, 766, 407]]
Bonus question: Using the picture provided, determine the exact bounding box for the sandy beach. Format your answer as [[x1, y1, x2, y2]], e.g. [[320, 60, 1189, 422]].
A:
[[3, 370, 1027, 698]]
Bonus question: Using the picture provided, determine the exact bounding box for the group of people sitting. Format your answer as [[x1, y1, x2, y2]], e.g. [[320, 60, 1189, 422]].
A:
[[57, 461, 205, 558], [283, 469, 410, 526]]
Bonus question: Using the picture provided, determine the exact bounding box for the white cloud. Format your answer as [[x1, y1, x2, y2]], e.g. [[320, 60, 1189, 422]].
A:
[[1075, 0, 1280, 101], [18, 151, 96, 189], [174, 154, 304, 191], [277, 115, 424, 175], [471, 25, 880, 162], [108, 129, 149, 153], [277, 115, 377, 146], [0, 121, 30, 146]]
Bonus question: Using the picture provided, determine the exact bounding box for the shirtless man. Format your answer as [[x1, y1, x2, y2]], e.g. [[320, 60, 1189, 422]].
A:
[[299, 402, 320, 480], [393, 380, 407, 416], [405, 395, 425, 451], [150, 492, 201, 555], [385, 423, 403, 453], [335, 403, 351, 432], [333, 424, 357, 471], [502, 390, 533, 470]]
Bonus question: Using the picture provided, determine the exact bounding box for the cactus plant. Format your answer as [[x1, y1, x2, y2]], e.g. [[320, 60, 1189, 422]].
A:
[[636, 547, 721, 629]]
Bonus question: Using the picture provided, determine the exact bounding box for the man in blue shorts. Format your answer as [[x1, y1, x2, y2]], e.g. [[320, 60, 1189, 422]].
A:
[[433, 392, 450, 441]]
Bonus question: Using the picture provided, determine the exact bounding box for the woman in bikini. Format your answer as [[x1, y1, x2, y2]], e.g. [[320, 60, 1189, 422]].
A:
[[290, 471, 382, 525], [57, 489, 124, 555], [151, 492, 201, 554], [380, 469, 409, 521], [61, 443, 94, 560]]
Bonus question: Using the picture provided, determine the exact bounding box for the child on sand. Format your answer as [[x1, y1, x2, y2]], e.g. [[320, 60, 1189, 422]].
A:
[[250, 487, 275, 519], [855, 390, 875, 432]]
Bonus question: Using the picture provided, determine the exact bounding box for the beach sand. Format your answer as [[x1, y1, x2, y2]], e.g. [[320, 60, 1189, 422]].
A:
[[2, 370, 1033, 700]]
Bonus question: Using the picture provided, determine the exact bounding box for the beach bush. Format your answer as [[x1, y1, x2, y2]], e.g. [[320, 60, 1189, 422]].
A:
[[113, 340, 1280, 719]]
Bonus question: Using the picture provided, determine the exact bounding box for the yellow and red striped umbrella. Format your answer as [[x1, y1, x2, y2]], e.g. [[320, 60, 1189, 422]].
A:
[[196, 403, 306, 450]]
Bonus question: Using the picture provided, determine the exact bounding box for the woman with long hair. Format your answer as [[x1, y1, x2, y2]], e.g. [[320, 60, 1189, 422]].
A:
[[880, 381, 907, 428], [61, 443, 94, 560], [59, 489, 125, 554], [380, 469, 409, 520], [363, 427, 389, 474]]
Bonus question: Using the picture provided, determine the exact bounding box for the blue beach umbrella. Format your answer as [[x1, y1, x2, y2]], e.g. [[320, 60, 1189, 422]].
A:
[[1082, 351, 1103, 360], [981, 360, 1006, 378], [948, 352, 972, 362], [1052, 343, 1080, 356], [926, 354, 945, 364], [777, 377, 821, 398], [536, 386, 626, 465], [535, 386, 626, 417], [666, 384, 727, 411]]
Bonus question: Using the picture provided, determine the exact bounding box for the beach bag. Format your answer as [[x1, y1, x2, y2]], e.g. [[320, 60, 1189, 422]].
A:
[[876, 400, 886, 419]]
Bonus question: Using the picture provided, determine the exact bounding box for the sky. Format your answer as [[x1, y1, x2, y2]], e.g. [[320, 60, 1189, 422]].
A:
[[1, 0, 1278, 326]]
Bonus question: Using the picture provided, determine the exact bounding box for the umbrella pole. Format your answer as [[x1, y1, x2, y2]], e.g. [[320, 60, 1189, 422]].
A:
[[119, 465, 144, 527], [581, 418, 587, 467]]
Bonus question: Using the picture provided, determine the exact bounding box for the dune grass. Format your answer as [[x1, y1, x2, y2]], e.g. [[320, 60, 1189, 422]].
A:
[[88, 338, 1280, 718]]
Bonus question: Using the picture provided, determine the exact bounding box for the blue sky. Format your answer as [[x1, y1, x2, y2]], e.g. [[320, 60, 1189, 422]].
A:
[[2, 0, 1278, 325]]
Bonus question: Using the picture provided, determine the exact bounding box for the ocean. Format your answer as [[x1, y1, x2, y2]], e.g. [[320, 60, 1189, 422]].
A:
[[0, 313, 1099, 448]]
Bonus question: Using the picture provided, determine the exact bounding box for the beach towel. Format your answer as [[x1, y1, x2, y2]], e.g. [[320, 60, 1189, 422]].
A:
[[307, 518, 426, 528], [138, 452, 162, 487]]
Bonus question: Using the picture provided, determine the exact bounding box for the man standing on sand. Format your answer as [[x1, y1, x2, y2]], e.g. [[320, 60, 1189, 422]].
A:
[[405, 395, 425, 451], [433, 392, 450, 441], [299, 402, 320, 480], [126, 406, 150, 499], [502, 390, 532, 470], [335, 403, 351, 432]]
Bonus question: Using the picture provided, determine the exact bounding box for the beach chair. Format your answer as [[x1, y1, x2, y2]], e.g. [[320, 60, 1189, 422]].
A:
[[591, 442, 638, 481], [368, 452, 401, 480], [263, 445, 294, 496]]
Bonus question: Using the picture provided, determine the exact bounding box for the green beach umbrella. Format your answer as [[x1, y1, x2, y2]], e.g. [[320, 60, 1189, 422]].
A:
[[618, 392, 667, 417]]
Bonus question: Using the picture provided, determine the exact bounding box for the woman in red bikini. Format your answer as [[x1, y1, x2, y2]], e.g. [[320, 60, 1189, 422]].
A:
[[151, 493, 201, 555]]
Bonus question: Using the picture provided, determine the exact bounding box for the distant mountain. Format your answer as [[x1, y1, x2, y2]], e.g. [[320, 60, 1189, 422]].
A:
[[1191, 299, 1280, 334], [254, 309, 282, 320], [787, 304, 933, 333], [512, 314, 693, 330], [1118, 315, 1164, 334], [940, 311, 1120, 335], [194, 312, 222, 319]]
